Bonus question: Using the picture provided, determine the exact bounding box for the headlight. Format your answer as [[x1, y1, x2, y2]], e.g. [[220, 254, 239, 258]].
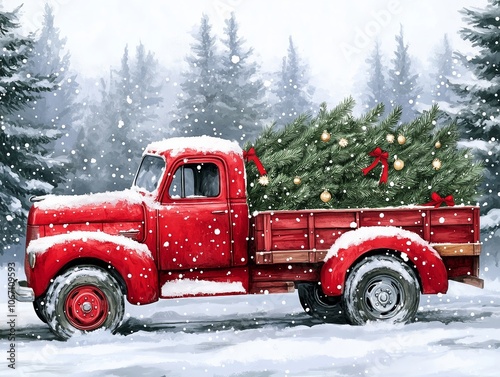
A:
[[28, 252, 36, 269], [26, 225, 41, 247]]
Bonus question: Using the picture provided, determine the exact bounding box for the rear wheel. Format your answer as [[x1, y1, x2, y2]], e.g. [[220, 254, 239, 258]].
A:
[[343, 255, 420, 325], [298, 283, 344, 322], [45, 265, 125, 340]]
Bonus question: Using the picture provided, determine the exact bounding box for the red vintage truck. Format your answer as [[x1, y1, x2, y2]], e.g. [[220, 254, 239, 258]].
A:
[[14, 136, 483, 339]]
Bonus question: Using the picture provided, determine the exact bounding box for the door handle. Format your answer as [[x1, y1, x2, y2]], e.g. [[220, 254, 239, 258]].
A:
[[212, 210, 226, 214]]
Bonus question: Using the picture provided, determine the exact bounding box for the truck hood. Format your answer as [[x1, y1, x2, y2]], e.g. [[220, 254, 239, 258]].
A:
[[28, 189, 146, 226]]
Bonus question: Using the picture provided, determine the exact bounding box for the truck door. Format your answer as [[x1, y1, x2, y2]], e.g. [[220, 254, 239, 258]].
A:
[[158, 158, 232, 271]]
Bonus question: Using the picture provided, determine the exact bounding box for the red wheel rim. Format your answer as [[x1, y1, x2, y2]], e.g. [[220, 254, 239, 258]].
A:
[[64, 285, 109, 331]]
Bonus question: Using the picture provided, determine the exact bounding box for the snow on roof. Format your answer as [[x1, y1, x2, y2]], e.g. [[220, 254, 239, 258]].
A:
[[27, 230, 152, 259], [145, 136, 243, 157], [34, 189, 145, 211], [324, 226, 435, 262], [161, 279, 246, 297]]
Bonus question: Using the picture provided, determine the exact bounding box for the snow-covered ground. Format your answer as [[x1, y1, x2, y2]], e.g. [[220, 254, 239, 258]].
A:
[[1, 265, 500, 377]]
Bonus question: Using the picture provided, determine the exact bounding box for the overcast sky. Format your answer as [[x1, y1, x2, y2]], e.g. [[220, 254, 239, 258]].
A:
[[3, 0, 489, 104]]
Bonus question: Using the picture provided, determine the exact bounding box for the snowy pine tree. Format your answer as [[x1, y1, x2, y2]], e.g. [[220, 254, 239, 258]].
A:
[[172, 15, 223, 137], [389, 26, 422, 122], [17, 4, 80, 156], [71, 44, 163, 193], [0, 7, 66, 252], [218, 13, 268, 142], [430, 34, 455, 104], [272, 36, 315, 125], [452, 0, 500, 237], [130, 42, 162, 128], [364, 41, 390, 111]]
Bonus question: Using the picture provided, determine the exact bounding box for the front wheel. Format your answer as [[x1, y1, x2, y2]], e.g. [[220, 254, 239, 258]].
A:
[[45, 265, 125, 340], [33, 295, 47, 323], [343, 255, 420, 325]]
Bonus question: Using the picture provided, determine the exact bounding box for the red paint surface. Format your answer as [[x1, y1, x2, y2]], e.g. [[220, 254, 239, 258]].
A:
[[24, 141, 480, 306]]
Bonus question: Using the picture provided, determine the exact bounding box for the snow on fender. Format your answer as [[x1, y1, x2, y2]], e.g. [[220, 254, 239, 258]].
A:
[[320, 226, 448, 296], [27, 231, 159, 305]]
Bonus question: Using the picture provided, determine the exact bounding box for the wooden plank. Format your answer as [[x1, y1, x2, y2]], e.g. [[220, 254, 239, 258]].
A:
[[360, 210, 424, 227], [432, 243, 481, 257], [263, 213, 272, 251], [251, 265, 320, 282], [430, 225, 474, 243], [271, 213, 308, 229], [314, 212, 356, 228], [313, 229, 348, 250], [254, 249, 329, 264], [308, 213, 315, 250], [423, 209, 431, 241], [250, 281, 295, 294], [472, 207, 480, 243], [430, 208, 474, 225], [271, 229, 308, 250]]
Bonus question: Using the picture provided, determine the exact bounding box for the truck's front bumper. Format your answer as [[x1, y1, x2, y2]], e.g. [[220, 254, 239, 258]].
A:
[[14, 280, 35, 302]]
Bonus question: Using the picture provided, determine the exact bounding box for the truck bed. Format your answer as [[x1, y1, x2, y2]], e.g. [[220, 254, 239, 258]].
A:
[[251, 206, 481, 284]]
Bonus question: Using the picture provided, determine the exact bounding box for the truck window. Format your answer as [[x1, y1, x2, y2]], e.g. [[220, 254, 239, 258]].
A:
[[169, 163, 220, 198], [134, 155, 166, 192]]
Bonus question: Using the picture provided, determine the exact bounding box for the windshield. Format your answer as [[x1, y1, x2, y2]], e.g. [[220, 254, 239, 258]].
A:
[[134, 155, 166, 192]]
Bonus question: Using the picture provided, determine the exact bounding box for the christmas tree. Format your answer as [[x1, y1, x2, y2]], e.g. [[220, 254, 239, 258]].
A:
[[245, 99, 482, 212]]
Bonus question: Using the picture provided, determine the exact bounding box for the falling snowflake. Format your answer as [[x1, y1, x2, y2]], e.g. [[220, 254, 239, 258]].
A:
[[231, 55, 240, 64]]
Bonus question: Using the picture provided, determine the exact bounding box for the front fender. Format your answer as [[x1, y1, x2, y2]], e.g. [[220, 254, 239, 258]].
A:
[[321, 227, 448, 296], [26, 231, 159, 305]]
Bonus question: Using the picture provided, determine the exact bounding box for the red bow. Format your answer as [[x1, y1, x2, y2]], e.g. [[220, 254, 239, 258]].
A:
[[243, 147, 267, 176], [422, 192, 455, 208], [362, 147, 389, 184]]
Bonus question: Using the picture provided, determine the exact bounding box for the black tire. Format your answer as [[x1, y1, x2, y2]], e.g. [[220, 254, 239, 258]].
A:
[[33, 295, 47, 323], [298, 283, 344, 322], [45, 265, 125, 340], [343, 255, 420, 325]]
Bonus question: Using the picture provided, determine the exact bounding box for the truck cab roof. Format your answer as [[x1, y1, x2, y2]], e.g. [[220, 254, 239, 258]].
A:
[[144, 136, 243, 159]]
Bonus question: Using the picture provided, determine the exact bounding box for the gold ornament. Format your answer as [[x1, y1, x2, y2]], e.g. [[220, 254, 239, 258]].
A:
[[258, 175, 269, 186], [320, 190, 332, 203], [435, 141, 441, 149], [321, 130, 331, 142], [397, 135, 406, 145], [386, 134, 395, 143], [338, 138, 348, 147], [394, 158, 405, 171], [293, 176, 301, 185], [432, 158, 442, 170]]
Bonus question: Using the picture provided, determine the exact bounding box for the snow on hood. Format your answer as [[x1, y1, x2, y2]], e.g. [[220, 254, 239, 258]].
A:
[[324, 226, 434, 262], [145, 136, 243, 157], [34, 189, 146, 211], [27, 230, 152, 259]]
